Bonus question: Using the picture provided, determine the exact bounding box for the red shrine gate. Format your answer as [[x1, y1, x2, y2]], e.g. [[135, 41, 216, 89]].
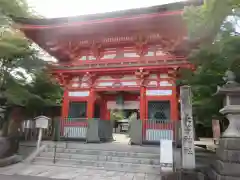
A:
[[13, 1, 200, 142]]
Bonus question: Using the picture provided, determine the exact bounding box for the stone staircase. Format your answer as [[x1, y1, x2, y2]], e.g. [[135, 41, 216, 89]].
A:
[[32, 142, 161, 174]]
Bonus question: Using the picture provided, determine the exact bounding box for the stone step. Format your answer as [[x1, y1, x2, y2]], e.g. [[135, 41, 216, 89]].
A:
[[39, 152, 160, 165], [43, 147, 160, 159], [33, 157, 161, 174], [44, 141, 159, 154]]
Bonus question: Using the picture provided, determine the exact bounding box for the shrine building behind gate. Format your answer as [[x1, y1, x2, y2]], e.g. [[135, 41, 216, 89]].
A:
[[13, 1, 201, 141]]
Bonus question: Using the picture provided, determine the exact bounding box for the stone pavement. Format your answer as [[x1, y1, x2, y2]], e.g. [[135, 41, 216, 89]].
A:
[[0, 163, 160, 180], [0, 174, 64, 180]]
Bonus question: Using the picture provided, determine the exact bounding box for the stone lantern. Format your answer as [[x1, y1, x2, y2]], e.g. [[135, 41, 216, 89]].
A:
[[215, 70, 240, 137], [209, 70, 240, 180]]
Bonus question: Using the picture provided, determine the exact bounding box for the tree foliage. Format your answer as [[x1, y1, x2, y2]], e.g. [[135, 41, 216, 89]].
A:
[[0, 0, 62, 114], [180, 36, 240, 126], [181, 0, 240, 128], [183, 0, 240, 43], [110, 110, 125, 121]]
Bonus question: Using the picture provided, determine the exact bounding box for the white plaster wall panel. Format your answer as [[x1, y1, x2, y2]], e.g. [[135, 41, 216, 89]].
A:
[[121, 81, 137, 86], [146, 90, 172, 96], [148, 81, 158, 86], [72, 77, 81, 82], [97, 82, 114, 87], [121, 75, 137, 80], [107, 101, 140, 110], [80, 83, 89, 88], [159, 81, 173, 87], [160, 74, 169, 78], [145, 51, 155, 57], [124, 52, 139, 57], [72, 83, 80, 88], [97, 76, 113, 80], [148, 74, 158, 79], [156, 50, 167, 56], [102, 54, 116, 59], [82, 75, 90, 81], [68, 91, 89, 97]]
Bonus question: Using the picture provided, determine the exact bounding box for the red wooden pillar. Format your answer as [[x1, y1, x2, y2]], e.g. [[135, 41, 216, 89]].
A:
[[140, 86, 147, 140], [61, 90, 69, 119], [171, 85, 178, 121], [106, 110, 111, 121], [87, 88, 95, 119], [61, 90, 69, 135], [170, 84, 178, 141], [140, 86, 146, 120]]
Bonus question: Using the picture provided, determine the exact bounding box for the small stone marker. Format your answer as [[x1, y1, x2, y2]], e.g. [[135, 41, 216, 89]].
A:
[[160, 139, 173, 172]]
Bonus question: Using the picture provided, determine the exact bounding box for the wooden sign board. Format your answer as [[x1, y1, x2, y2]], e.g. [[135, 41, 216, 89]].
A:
[[35, 116, 49, 129]]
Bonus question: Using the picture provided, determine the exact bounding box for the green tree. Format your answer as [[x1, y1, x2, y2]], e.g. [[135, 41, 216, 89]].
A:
[[24, 71, 63, 116], [180, 1, 240, 135], [183, 0, 240, 43], [0, 0, 62, 139]]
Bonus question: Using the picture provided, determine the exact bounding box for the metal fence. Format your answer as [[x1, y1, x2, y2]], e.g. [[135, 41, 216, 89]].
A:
[[60, 118, 113, 142], [143, 119, 175, 143], [129, 119, 181, 145], [61, 118, 88, 139]]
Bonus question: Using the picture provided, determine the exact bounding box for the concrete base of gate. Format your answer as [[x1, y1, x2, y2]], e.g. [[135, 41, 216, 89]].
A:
[[161, 170, 207, 180], [207, 138, 240, 180], [129, 120, 142, 145], [86, 119, 100, 143]]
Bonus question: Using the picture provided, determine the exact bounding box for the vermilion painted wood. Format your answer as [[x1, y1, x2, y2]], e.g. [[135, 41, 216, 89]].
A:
[[140, 86, 146, 121], [51, 63, 193, 74], [14, 5, 193, 138], [18, 10, 183, 30], [87, 88, 95, 119], [145, 123, 174, 130], [53, 56, 187, 66]]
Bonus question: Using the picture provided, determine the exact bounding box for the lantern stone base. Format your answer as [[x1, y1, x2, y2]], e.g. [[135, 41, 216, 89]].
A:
[[208, 138, 240, 180], [0, 137, 22, 167], [0, 154, 22, 167], [0, 137, 11, 158], [161, 170, 207, 180]]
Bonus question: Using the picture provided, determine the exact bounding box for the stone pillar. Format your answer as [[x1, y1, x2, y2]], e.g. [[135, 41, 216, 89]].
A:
[[180, 86, 196, 169], [209, 70, 240, 180]]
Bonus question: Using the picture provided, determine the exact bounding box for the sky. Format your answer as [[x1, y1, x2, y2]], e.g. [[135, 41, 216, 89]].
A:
[[27, 0, 185, 18]]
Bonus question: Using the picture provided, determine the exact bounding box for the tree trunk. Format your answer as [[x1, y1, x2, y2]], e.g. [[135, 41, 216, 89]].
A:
[[1, 121, 9, 137], [1, 110, 10, 137], [193, 118, 199, 141]]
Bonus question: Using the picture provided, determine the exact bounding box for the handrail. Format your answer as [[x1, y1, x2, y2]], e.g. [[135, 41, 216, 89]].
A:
[[65, 128, 70, 149], [53, 143, 57, 164], [53, 128, 71, 164], [53, 118, 89, 164]]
